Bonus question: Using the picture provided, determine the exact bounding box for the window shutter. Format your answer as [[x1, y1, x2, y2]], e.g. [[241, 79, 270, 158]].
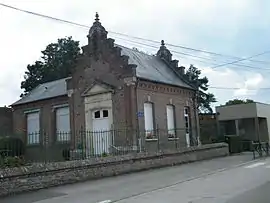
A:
[[144, 103, 154, 132], [56, 107, 70, 141], [166, 105, 175, 136], [27, 112, 40, 144]]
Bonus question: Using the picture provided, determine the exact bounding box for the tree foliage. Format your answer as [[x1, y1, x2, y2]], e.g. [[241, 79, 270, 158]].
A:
[[185, 65, 217, 113], [224, 99, 254, 106], [20, 37, 80, 96]]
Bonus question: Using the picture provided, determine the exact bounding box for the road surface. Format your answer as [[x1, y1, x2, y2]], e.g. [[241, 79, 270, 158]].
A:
[[1, 153, 270, 203]]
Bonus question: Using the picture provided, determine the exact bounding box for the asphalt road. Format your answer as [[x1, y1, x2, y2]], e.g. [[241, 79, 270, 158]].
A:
[[1, 153, 269, 203]]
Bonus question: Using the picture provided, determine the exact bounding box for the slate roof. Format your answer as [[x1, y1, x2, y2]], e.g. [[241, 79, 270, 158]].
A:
[[118, 45, 192, 89], [12, 45, 192, 106], [12, 77, 70, 106]]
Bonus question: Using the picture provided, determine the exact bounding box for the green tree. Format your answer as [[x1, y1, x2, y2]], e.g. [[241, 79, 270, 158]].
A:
[[20, 37, 80, 96], [225, 99, 254, 106], [185, 65, 217, 113]]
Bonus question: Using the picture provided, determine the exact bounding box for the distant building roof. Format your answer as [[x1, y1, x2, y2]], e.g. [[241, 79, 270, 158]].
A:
[[12, 77, 70, 106], [0, 106, 12, 113], [12, 45, 193, 106]]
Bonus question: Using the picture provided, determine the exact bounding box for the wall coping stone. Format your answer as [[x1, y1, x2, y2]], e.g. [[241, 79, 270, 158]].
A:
[[0, 143, 227, 179]]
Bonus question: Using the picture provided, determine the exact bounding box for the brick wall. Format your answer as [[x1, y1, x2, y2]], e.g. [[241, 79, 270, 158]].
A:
[[137, 80, 197, 150], [67, 43, 136, 143], [12, 96, 70, 161], [0, 143, 228, 197], [0, 107, 13, 136]]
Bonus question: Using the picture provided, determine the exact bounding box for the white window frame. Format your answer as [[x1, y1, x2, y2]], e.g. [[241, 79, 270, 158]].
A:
[[144, 102, 155, 139], [92, 109, 109, 120], [26, 111, 40, 145], [56, 106, 70, 141], [166, 105, 176, 138]]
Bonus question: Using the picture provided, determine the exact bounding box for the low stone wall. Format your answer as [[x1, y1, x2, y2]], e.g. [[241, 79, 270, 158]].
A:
[[0, 143, 228, 197]]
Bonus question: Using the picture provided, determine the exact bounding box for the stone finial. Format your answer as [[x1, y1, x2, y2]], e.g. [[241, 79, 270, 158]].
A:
[[157, 39, 172, 62], [161, 40, 165, 46], [95, 12, 99, 22], [88, 12, 108, 41]]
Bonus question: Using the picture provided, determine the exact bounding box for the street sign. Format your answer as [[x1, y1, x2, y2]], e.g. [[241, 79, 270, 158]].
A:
[[137, 111, 144, 118]]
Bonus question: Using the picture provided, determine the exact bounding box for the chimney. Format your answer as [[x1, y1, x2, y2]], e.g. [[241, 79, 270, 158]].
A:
[[171, 60, 179, 69], [179, 66, 185, 75]]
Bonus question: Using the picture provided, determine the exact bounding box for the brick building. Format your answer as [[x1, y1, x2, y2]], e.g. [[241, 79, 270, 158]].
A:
[[11, 13, 199, 160]]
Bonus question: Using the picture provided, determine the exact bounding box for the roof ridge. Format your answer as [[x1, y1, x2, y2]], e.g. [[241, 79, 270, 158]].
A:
[[159, 58, 196, 90], [41, 76, 71, 86], [115, 44, 155, 57]]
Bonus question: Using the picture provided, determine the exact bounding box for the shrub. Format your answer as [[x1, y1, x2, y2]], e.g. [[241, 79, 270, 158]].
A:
[[0, 156, 25, 168], [0, 136, 25, 157], [102, 152, 108, 157], [62, 148, 70, 160]]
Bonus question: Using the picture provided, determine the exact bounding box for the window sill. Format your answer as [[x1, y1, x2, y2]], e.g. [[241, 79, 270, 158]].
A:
[[55, 140, 71, 144], [168, 137, 179, 141], [145, 138, 158, 142], [26, 143, 41, 147]]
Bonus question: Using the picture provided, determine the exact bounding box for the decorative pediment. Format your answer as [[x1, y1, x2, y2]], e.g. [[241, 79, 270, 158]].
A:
[[81, 81, 114, 97]]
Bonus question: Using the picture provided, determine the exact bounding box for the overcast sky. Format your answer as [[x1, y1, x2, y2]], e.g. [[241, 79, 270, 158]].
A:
[[1, 0, 270, 107]]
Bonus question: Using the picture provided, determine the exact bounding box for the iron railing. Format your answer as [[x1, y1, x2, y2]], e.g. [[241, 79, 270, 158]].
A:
[[0, 127, 220, 167]]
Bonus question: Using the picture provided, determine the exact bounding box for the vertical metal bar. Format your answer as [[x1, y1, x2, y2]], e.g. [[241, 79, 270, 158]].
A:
[[100, 130, 102, 156], [267, 142, 269, 156], [81, 130, 84, 160], [253, 143, 255, 159], [102, 130, 104, 155], [43, 130, 47, 164], [157, 124, 160, 152], [103, 130, 105, 155]]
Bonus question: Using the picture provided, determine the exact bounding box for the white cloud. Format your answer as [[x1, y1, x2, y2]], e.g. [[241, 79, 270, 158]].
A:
[[200, 67, 267, 104], [233, 74, 263, 96]]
